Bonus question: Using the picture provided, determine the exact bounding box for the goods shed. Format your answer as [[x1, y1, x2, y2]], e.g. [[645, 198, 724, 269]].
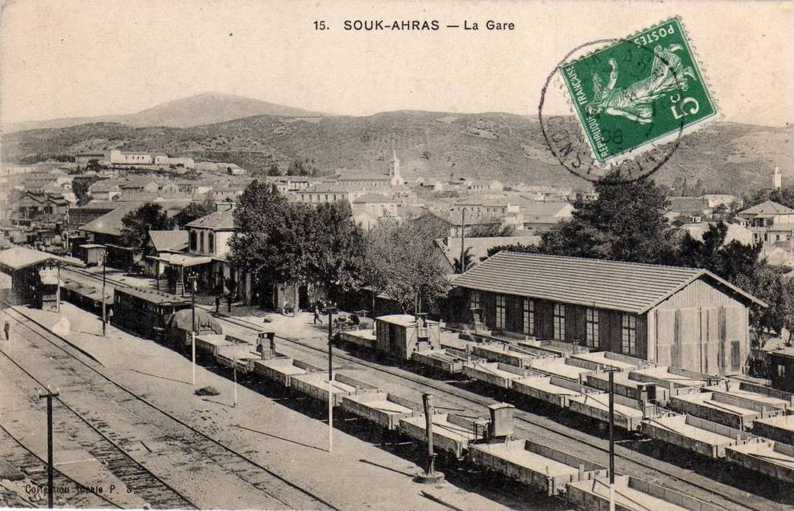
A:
[[452, 252, 765, 376]]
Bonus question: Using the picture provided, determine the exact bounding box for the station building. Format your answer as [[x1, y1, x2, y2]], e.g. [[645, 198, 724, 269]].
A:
[[451, 252, 765, 376]]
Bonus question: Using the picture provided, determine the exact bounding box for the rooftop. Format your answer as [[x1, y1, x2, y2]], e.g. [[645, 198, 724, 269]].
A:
[[452, 251, 765, 314], [0, 246, 83, 272], [353, 193, 399, 204], [738, 200, 794, 217], [185, 210, 235, 230], [148, 230, 189, 252], [79, 203, 142, 237]]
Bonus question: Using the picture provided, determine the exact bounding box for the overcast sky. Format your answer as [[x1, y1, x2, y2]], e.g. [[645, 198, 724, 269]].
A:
[[1, 0, 792, 126]]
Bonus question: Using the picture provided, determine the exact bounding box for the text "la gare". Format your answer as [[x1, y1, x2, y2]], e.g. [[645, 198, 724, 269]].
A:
[[463, 20, 515, 31]]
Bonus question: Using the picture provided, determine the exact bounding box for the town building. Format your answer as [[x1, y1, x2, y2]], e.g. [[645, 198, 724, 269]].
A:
[[666, 196, 713, 223], [110, 149, 154, 166], [10, 191, 70, 227], [88, 179, 123, 201], [519, 200, 574, 233], [737, 200, 794, 247], [451, 252, 764, 375]]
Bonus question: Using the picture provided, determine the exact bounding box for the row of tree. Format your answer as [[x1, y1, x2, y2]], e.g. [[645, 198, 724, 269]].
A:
[[228, 181, 449, 314]]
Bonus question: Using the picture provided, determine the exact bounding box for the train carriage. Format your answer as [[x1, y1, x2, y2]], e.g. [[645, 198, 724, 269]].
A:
[[112, 286, 192, 340]]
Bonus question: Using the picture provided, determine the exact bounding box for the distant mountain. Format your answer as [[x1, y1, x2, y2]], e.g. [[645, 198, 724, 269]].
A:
[[3, 93, 323, 132], [2, 110, 791, 194]]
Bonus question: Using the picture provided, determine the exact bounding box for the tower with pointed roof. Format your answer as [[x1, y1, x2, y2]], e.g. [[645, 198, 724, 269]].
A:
[[389, 148, 404, 187], [773, 166, 782, 190]]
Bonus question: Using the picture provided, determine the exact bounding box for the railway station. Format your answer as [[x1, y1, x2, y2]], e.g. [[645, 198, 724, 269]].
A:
[[3, 248, 794, 511]]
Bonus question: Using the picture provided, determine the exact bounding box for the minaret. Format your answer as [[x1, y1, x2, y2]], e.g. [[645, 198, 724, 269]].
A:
[[773, 166, 782, 190], [390, 148, 404, 187]]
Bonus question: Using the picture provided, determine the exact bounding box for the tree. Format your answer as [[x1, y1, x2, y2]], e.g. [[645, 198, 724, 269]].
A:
[[452, 246, 475, 274], [230, 181, 365, 305], [467, 223, 516, 238], [72, 176, 101, 206], [486, 243, 539, 258], [363, 222, 449, 314], [308, 201, 366, 299], [172, 197, 216, 227], [541, 171, 675, 264], [266, 163, 281, 177], [120, 203, 172, 249], [229, 181, 304, 289]]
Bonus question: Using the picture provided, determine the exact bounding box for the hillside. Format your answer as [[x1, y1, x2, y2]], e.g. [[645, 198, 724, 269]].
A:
[[2, 111, 791, 194], [3, 93, 322, 132]]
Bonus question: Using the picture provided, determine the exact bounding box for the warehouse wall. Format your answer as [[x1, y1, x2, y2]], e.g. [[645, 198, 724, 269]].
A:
[[651, 279, 749, 375]]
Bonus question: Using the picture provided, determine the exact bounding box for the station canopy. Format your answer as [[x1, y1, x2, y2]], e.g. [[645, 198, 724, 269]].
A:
[[0, 246, 84, 274]]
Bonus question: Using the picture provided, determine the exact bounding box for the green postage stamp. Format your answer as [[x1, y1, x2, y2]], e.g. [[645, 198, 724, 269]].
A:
[[561, 17, 717, 164]]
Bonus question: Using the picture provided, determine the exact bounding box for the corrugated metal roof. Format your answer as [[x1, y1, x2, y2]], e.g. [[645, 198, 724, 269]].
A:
[[451, 252, 765, 314]]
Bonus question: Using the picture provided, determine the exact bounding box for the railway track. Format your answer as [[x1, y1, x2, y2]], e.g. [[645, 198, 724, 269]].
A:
[[210, 311, 787, 511], [1, 328, 199, 509], [0, 423, 122, 509], [59, 268, 789, 510], [0, 305, 338, 511]]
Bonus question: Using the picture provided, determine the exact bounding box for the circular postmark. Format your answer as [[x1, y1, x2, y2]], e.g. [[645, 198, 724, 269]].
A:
[[538, 38, 690, 184]]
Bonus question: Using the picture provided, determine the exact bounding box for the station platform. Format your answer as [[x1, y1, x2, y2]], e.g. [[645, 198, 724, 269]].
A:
[[468, 439, 606, 496], [641, 414, 752, 459], [399, 413, 486, 459], [725, 440, 794, 484], [462, 361, 530, 389], [753, 415, 794, 446]]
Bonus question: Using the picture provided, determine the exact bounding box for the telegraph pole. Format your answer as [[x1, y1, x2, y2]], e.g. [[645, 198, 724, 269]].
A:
[[101, 253, 107, 336], [607, 368, 616, 511], [458, 208, 466, 273], [38, 388, 60, 509], [415, 393, 444, 483], [55, 263, 61, 313], [189, 274, 197, 389], [325, 305, 337, 453]]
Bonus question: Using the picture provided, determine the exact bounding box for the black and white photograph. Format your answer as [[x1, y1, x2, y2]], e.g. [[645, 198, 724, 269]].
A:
[[0, 1, 793, 510]]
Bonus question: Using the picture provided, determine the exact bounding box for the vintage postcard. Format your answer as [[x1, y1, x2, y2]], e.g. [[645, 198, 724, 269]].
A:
[[0, 1, 792, 510]]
